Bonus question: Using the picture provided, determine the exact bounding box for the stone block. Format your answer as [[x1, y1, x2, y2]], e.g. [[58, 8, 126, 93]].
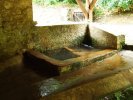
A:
[[24, 48, 118, 74], [0, 0, 33, 60], [117, 35, 125, 50], [34, 24, 88, 51], [4, 1, 13, 9], [89, 25, 117, 49]]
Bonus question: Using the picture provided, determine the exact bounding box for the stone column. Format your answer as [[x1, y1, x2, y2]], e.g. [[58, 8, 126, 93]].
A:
[[0, 0, 34, 60]]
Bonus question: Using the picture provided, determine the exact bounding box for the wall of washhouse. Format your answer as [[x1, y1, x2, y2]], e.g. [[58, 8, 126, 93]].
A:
[[0, 0, 123, 71]]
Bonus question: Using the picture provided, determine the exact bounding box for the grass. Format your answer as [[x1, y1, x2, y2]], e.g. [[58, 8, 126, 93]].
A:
[[100, 86, 133, 100]]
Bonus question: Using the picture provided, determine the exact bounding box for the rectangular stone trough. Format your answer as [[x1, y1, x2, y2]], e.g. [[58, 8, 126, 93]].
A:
[[23, 24, 125, 75], [24, 45, 118, 75]]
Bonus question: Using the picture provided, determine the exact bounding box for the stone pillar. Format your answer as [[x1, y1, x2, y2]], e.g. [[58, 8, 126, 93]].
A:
[[0, 0, 34, 60], [117, 35, 125, 50]]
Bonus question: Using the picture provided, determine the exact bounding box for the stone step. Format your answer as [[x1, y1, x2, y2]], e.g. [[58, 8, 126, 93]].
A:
[[23, 45, 118, 75]]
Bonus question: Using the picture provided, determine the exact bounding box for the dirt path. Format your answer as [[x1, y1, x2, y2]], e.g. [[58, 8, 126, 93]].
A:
[[33, 4, 70, 25]]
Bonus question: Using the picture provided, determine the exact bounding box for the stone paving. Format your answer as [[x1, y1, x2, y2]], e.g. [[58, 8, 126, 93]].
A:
[[0, 50, 133, 100], [42, 50, 133, 100]]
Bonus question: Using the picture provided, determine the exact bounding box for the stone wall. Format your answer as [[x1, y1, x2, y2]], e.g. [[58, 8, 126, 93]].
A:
[[0, 0, 88, 61], [0, 0, 34, 60], [31, 24, 120, 52], [0, 0, 123, 62], [33, 24, 88, 51], [0, 0, 89, 61], [89, 25, 117, 49]]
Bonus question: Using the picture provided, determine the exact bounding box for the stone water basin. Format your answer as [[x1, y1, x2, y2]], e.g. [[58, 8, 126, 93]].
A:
[[24, 45, 118, 75]]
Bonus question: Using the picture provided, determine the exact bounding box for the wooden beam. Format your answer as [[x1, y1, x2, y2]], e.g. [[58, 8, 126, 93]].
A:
[[90, 0, 97, 10]]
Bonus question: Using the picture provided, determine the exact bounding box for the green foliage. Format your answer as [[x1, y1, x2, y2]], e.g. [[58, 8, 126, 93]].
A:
[[114, 91, 122, 100], [33, 0, 133, 12], [96, 0, 133, 12], [32, 0, 44, 5], [33, 0, 62, 5], [32, 0, 133, 19], [45, 0, 58, 5], [117, 0, 133, 11], [63, 0, 85, 4], [101, 86, 133, 100], [32, 0, 85, 5], [63, 0, 77, 4], [94, 0, 133, 19], [93, 7, 104, 20]]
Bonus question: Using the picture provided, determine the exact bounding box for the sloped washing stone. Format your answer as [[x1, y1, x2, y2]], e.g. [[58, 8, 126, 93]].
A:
[[24, 46, 118, 75], [35, 51, 133, 99]]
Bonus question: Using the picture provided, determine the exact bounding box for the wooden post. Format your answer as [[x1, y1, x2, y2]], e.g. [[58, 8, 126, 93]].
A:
[[76, 0, 88, 20], [76, 0, 97, 21], [89, 0, 97, 21], [85, 0, 90, 20]]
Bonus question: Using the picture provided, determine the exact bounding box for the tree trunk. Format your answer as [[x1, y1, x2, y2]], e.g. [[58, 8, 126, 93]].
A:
[[76, 0, 97, 21], [76, 0, 88, 19]]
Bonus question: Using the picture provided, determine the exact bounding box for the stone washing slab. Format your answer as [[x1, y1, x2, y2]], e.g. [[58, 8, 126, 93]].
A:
[[33, 51, 133, 99], [89, 24, 125, 50], [24, 47, 118, 75]]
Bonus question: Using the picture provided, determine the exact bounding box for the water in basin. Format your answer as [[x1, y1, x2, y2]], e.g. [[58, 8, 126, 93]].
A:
[[43, 48, 79, 61]]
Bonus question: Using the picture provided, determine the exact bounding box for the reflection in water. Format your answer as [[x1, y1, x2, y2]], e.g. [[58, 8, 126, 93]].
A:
[[43, 48, 79, 61]]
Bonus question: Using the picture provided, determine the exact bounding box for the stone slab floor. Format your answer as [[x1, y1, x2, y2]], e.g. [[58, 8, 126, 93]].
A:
[[0, 50, 133, 100]]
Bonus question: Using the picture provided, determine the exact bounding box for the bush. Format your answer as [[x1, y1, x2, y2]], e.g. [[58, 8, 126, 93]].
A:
[[96, 0, 133, 12], [45, 0, 58, 5], [33, 0, 133, 12], [63, 0, 77, 4], [93, 7, 104, 20], [32, 0, 86, 5], [33, 0, 61, 5]]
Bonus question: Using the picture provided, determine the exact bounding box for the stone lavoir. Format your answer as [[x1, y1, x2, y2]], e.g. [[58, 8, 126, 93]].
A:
[[0, 0, 132, 100]]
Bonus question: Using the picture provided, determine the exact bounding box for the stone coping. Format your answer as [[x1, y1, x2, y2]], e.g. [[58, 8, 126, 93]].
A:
[[35, 21, 88, 26]]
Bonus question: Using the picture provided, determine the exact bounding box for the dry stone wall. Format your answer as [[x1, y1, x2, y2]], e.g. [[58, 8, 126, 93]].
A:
[[0, 0, 88, 61], [89, 25, 117, 49], [0, 0, 34, 60], [0, 0, 123, 62], [34, 24, 88, 51]]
